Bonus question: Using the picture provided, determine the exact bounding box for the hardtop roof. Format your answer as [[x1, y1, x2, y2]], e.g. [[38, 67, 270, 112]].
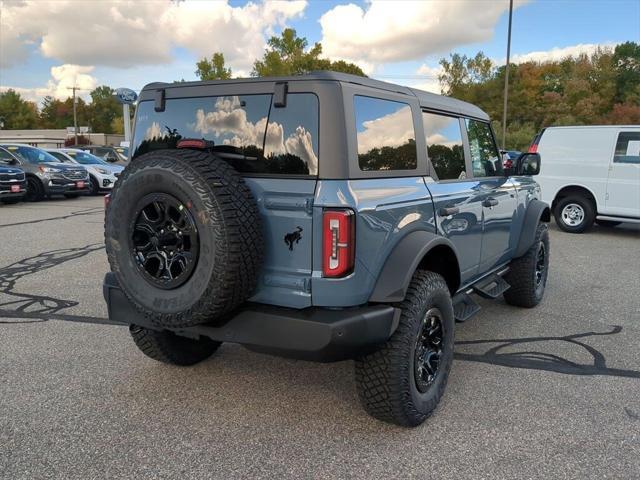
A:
[[142, 71, 489, 121]]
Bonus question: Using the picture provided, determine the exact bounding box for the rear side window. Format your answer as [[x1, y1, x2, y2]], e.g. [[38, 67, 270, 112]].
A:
[[354, 96, 417, 171], [465, 119, 503, 177], [132, 93, 319, 175], [422, 112, 466, 180], [614, 131, 640, 164]]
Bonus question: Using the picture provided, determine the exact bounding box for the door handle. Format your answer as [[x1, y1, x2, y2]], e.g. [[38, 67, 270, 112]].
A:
[[438, 206, 460, 217], [483, 198, 499, 208]]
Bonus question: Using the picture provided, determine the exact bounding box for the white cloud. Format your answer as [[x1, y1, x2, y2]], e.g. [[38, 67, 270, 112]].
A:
[[509, 42, 619, 64], [320, 0, 528, 71], [0, 64, 97, 103], [1, 0, 307, 72]]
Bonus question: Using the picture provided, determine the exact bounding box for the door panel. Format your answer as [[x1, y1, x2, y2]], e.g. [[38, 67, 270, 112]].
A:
[[244, 178, 316, 309], [426, 180, 484, 283], [605, 131, 640, 218], [476, 177, 518, 271]]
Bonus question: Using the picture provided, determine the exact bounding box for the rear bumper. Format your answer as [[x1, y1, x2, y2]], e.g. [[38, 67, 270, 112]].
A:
[[103, 272, 400, 362]]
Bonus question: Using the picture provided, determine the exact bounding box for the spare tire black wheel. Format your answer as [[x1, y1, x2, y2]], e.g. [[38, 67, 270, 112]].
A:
[[105, 149, 263, 328]]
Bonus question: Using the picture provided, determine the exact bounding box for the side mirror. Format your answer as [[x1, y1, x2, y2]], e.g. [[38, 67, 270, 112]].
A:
[[516, 152, 541, 176]]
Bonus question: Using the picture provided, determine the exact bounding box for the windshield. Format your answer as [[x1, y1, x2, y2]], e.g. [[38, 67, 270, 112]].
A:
[[65, 151, 108, 165], [2, 145, 62, 164]]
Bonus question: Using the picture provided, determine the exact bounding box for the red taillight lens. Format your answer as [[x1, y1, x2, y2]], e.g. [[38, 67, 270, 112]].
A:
[[322, 209, 355, 278], [528, 143, 538, 153]]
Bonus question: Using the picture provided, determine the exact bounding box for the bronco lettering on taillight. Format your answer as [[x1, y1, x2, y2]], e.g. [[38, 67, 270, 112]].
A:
[[322, 209, 355, 278]]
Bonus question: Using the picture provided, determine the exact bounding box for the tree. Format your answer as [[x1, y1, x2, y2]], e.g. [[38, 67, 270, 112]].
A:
[[195, 53, 232, 80], [252, 28, 365, 77], [436, 42, 640, 151], [612, 41, 640, 103], [0, 90, 39, 129], [88, 86, 122, 133]]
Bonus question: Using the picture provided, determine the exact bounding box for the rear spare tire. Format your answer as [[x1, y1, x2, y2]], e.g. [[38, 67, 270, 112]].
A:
[[105, 149, 263, 328]]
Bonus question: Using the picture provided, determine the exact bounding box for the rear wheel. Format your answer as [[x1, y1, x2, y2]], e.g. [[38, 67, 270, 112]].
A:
[[25, 177, 44, 202], [130, 325, 221, 366], [355, 271, 454, 427], [553, 195, 594, 233]]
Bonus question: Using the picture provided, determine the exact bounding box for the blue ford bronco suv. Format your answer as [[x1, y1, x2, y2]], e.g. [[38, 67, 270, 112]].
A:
[[104, 72, 550, 427]]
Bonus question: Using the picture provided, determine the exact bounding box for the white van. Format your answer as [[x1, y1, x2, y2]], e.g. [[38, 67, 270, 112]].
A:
[[533, 125, 640, 233]]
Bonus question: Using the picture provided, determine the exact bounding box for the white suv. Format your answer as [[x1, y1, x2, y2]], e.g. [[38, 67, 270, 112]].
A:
[[533, 125, 640, 233], [47, 148, 123, 195]]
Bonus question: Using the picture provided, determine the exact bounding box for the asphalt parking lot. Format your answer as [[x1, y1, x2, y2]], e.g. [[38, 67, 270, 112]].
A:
[[1, 196, 639, 479]]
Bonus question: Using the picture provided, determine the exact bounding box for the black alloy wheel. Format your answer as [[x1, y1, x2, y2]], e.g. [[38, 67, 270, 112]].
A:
[[534, 242, 546, 288], [130, 193, 200, 290], [25, 177, 44, 202], [414, 308, 444, 393]]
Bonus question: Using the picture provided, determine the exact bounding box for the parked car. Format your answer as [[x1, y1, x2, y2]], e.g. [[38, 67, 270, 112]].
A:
[[77, 145, 128, 164], [102, 72, 549, 427], [532, 125, 640, 232], [0, 149, 26, 204], [47, 148, 123, 195], [0, 144, 90, 201]]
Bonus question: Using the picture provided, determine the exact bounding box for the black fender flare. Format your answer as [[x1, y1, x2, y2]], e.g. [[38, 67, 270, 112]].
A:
[[369, 230, 460, 303], [514, 199, 550, 258]]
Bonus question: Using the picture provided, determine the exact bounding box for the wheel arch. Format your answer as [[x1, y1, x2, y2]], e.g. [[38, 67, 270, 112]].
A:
[[552, 184, 598, 211], [514, 199, 551, 258], [369, 231, 461, 303]]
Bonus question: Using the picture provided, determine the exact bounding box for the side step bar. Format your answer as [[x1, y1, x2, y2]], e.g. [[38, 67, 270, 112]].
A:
[[473, 274, 511, 299], [452, 293, 481, 322], [452, 270, 511, 323]]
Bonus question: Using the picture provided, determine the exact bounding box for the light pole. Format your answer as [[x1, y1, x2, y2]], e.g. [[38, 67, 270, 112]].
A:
[[501, 0, 514, 150], [67, 86, 89, 145]]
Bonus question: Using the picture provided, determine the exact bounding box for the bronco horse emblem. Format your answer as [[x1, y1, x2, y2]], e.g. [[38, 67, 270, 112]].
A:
[[284, 226, 303, 251]]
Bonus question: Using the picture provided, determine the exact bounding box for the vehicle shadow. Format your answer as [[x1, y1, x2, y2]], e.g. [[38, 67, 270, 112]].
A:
[[0, 244, 112, 324], [454, 326, 640, 379]]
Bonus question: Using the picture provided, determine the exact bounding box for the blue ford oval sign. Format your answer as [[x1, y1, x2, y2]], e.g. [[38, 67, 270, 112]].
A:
[[114, 87, 138, 104]]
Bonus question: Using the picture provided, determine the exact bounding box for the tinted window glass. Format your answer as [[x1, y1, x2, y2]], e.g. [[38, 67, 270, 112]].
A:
[[614, 131, 640, 164], [422, 112, 466, 180], [263, 94, 319, 175], [49, 151, 69, 162], [66, 151, 107, 165], [132, 93, 319, 175], [3, 146, 61, 164], [465, 119, 502, 177], [354, 96, 417, 171], [0, 148, 16, 164]]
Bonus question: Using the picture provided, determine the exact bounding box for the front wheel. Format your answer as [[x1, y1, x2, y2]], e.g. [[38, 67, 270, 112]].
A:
[[130, 326, 221, 366], [89, 176, 100, 195], [503, 223, 550, 308], [25, 177, 44, 202], [355, 271, 455, 427]]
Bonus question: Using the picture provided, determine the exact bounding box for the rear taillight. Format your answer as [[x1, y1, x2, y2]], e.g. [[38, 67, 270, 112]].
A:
[[528, 143, 538, 153], [104, 193, 111, 210], [322, 209, 355, 278]]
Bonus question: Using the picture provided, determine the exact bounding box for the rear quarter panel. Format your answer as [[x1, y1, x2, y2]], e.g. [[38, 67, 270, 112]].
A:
[[311, 177, 436, 307]]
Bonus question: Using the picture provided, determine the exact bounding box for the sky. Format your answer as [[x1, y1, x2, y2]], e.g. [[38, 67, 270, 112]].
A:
[[1, 0, 639, 105]]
